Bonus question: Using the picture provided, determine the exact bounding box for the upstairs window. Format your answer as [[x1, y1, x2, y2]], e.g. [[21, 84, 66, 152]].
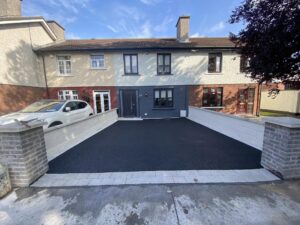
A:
[[240, 56, 250, 73], [203, 87, 223, 107], [157, 53, 171, 75], [154, 89, 173, 108], [90, 55, 105, 69], [57, 56, 71, 75], [58, 90, 78, 100], [208, 53, 222, 73], [124, 54, 138, 75]]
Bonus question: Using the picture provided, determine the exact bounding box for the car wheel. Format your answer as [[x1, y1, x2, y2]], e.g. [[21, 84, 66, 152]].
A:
[[48, 121, 63, 128]]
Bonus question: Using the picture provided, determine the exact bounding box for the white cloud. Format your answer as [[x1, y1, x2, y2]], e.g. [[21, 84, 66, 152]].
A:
[[139, 0, 161, 5], [208, 21, 225, 33], [137, 21, 152, 37], [106, 25, 119, 33], [114, 5, 144, 22], [154, 16, 174, 32], [65, 32, 81, 39], [191, 32, 206, 37], [22, 0, 91, 25]]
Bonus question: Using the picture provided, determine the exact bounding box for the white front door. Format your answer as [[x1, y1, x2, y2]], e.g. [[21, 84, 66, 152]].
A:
[[93, 91, 111, 114]]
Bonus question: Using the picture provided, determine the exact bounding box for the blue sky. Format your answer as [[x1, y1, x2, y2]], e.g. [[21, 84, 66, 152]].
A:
[[22, 0, 244, 39]]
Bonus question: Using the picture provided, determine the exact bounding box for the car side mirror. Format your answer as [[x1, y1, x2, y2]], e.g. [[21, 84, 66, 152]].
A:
[[64, 107, 71, 112]]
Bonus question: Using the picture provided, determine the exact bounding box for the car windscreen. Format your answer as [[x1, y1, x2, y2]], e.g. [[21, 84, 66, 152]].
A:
[[20, 101, 65, 113]]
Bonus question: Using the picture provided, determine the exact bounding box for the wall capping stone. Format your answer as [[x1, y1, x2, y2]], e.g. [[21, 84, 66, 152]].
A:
[[263, 117, 300, 128], [0, 120, 46, 132]]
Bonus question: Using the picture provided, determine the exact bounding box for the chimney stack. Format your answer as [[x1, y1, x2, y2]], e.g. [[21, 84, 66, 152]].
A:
[[0, 0, 21, 18], [176, 16, 190, 43]]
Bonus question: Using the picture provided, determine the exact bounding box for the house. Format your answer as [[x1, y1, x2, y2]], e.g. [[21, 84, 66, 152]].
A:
[[0, 0, 64, 114], [0, 0, 259, 118]]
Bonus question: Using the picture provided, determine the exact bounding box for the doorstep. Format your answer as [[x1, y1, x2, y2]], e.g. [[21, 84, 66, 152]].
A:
[[31, 169, 280, 187], [118, 117, 143, 121]]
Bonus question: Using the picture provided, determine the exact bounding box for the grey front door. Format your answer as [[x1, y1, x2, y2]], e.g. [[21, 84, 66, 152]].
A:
[[122, 90, 138, 117]]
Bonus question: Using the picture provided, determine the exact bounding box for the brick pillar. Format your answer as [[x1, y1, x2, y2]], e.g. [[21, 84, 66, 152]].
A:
[[261, 117, 300, 179], [0, 122, 48, 187]]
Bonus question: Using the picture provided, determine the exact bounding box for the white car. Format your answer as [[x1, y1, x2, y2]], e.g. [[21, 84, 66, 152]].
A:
[[0, 99, 93, 129]]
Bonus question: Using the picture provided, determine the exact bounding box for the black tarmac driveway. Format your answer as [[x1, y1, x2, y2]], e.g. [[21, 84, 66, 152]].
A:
[[48, 118, 262, 173]]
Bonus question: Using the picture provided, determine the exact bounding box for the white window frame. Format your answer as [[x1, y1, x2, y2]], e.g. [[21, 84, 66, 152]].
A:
[[90, 54, 105, 69], [58, 90, 78, 100], [57, 55, 72, 75], [93, 90, 111, 114]]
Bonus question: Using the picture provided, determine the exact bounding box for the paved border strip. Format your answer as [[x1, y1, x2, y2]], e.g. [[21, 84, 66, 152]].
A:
[[31, 169, 279, 187]]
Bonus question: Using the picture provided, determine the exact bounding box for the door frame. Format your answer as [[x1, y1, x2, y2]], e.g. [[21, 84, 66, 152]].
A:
[[120, 89, 139, 117], [93, 90, 111, 114], [237, 88, 255, 114]]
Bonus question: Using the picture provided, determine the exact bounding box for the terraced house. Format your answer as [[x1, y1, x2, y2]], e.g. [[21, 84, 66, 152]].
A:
[[0, 0, 259, 118]]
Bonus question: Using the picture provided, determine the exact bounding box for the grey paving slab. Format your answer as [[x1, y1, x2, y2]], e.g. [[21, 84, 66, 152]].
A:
[[32, 169, 280, 187], [1, 181, 300, 225]]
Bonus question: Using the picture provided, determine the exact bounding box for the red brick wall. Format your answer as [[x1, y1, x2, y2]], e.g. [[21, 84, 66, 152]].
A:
[[188, 84, 259, 115], [47, 86, 117, 111], [0, 84, 47, 115]]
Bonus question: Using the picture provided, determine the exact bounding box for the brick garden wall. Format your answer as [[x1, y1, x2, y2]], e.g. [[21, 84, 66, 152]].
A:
[[0, 126, 48, 187], [261, 122, 300, 179]]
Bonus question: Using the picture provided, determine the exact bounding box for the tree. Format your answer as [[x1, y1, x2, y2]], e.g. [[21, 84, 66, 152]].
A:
[[229, 0, 300, 87]]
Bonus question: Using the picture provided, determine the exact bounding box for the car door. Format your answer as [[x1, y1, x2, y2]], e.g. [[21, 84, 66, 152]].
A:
[[76, 101, 89, 118], [63, 101, 82, 123]]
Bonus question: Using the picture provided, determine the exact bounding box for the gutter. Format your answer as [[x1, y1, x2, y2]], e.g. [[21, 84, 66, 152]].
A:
[[35, 46, 237, 53]]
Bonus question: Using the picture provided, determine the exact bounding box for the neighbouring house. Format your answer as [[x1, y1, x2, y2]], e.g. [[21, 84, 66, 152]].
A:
[[0, 0, 64, 114], [0, 0, 260, 118]]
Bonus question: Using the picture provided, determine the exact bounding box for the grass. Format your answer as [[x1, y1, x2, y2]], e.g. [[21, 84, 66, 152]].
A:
[[259, 110, 300, 118]]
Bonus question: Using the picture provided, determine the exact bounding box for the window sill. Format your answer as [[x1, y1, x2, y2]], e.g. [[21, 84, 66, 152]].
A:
[[122, 74, 140, 76], [56, 74, 74, 77], [90, 68, 107, 70], [204, 73, 223, 75], [152, 107, 175, 110]]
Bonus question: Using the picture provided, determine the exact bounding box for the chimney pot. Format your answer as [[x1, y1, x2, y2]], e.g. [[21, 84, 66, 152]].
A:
[[176, 16, 190, 43]]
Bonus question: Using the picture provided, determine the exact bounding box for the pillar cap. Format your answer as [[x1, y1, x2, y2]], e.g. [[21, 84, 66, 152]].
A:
[[0, 120, 46, 132], [263, 117, 300, 128]]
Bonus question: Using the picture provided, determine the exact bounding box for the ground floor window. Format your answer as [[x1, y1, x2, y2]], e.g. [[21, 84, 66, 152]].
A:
[[93, 91, 111, 114], [203, 87, 223, 107], [154, 89, 173, 108], [58, 90, 78, 100]]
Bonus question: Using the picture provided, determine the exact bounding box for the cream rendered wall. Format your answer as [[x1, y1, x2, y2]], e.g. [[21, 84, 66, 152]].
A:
[[261, 90, 300, 113], [43, 50, 256, 87], [44, 52, 115, 87], [0, 23, 53, 87], [113, 50, 256, 86]]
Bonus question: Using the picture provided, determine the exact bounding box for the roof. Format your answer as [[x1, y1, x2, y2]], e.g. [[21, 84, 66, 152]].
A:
[[36, 37, 236, 52]]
